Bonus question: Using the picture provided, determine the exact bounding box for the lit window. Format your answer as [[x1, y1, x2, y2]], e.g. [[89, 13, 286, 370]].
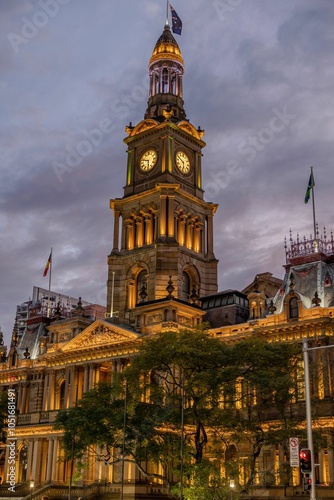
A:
[[289, 297, 298, 319]]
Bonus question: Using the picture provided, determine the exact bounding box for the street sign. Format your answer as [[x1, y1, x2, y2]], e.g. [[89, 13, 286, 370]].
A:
[[290, 437, 299, 467]]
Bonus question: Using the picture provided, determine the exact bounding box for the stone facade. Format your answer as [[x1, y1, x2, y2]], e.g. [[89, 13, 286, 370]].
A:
[[1, 16, 334, 500]]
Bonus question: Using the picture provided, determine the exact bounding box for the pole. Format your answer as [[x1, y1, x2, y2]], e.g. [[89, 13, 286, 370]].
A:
[[166, 0, 169, 25], [180, 370, 184, 500], [68, 436, 74, 500], [302, 339, 316, 500], [48, 247, 53, 317], [110, 272, 115, 317], [310, 167, 317, 248], [120, 379, 127, 500]]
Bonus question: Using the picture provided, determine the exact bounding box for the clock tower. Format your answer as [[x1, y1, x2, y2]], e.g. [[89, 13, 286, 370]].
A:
[[107, 21, 218, 331]]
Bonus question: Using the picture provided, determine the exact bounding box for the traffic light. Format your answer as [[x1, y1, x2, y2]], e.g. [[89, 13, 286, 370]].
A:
[[303, 476, 312, 491], [299, 448, 312, 473]]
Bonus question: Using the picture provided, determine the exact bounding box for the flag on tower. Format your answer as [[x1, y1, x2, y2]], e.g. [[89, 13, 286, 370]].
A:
[[170, 4, 182, 35], [304, 170, 315, 204], [43, 251, 52, 277]]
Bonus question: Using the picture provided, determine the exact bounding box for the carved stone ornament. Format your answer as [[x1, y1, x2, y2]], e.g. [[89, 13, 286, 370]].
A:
[[62, 323, 137, 352], [147, 314, 163, 325]]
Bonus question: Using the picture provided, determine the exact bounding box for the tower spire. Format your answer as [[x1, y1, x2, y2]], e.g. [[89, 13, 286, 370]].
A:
[[145, 19, 185, 122]]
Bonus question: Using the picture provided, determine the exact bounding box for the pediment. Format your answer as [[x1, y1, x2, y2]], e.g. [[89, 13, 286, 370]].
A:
[[126, 119, 159, 137], [178, 121, 205, 140], [61, 320, 139, 352]]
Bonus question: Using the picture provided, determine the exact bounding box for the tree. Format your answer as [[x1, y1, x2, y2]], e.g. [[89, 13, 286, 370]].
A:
[[55, 328, 303, 494], [215, 338, 303, 490]]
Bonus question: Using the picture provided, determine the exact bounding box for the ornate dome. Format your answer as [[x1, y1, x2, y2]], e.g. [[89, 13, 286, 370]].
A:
[[149, 24, 184, 66]]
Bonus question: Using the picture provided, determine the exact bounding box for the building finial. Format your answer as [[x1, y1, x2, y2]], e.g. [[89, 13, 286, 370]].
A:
[[166, 276, 175, 299], [10, 317, 18, 349]]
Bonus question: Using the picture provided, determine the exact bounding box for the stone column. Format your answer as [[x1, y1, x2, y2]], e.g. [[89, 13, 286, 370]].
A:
[[113, 210, 120, 252], [46, 439, 54, 482], [68, 366, 75, 407], [31, 439, 42, 482], [136, 217, 143, 247], [43, 372, 49, 411], [179, 75, 183, 98], [127, 221, 134, 250], [3, 441, 10, 481], [51, 439, 60, 483], [159, 195, 167, 237], [178, 215, 186, 246], [207, 214, 214, 255], [20, 382, 28, 414], [167, 196, 175, 238], [144, 215, 152, 245], [48, 370, 55, 411], [64, 368, 70, 408], [186, 220, 194, 250], [89, 363, 95, 390], [83, 364, 89, 393]]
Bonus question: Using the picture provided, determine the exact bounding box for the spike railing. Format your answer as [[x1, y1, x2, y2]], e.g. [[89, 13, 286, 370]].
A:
[[285, 225, 334, 264]]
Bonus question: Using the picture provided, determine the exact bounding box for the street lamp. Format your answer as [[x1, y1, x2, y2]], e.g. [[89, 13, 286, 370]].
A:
[[229, 479, 235, 500], [302, 340, 334, 500], [29, 480, 34, 500]]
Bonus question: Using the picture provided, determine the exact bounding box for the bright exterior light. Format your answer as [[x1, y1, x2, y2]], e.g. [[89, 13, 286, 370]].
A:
[[229, 479, 235, 488], [30, 480, 34, 489]]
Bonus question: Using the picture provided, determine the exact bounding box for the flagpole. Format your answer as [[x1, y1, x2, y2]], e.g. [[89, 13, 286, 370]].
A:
[[48, 247, 53, 317], [310, 166, 317, 244], [166, 0, 169, 25]]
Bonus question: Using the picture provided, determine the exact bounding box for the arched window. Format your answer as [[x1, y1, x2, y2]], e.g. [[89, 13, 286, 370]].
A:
[[162, 68, 169, 93], [136, 270, 148, 304], [19, 444, 28, 482], [225, 444, 237, 461], [289, 297, 298, 319], [181, 271, 190, 301], [59, 381, 66, 409]]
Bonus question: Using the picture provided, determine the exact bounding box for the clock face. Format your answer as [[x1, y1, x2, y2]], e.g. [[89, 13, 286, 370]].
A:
[[176, 151, 190, 174], [140, 149, 157, 171]]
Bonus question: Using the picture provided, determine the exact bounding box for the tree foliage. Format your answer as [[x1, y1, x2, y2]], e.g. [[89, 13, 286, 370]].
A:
[[54, 328, 303, 492]]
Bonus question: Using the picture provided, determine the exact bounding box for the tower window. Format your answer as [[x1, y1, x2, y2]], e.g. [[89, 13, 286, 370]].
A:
[[59, 380, 66, 409], [181, 271, 190, 301], [162, 68, 169, 93], [289, 297, 298, 319], [136, 270, 148, 304]]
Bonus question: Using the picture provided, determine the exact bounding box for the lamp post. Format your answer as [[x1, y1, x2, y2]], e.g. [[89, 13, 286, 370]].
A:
[[302, 340, 334, 500], [29, 480, 34, 500], [120, 379, 127, 500], [229, 479, 235, 500]]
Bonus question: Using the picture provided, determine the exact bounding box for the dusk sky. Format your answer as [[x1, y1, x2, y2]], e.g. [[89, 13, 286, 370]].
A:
[[1, 0, 334, 346]]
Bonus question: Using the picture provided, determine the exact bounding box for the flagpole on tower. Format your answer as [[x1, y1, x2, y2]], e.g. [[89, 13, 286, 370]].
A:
[[310, 167, 317, 244], [304, 166, 317, 249], [166, 0, 169, 25], [43, 248, 53, 317], [48, 247, 53, 317]]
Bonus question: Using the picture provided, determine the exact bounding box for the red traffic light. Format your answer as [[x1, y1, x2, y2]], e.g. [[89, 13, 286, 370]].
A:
[[299, 448, 312, 473], [303, 477, 311, 491]]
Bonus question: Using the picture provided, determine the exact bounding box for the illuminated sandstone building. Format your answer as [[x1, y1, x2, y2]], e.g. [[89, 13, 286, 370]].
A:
[[1, 12, 334, 500]]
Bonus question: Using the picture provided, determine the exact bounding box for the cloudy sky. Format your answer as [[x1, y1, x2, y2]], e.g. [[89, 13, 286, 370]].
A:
[[1, 0, 334, 346]]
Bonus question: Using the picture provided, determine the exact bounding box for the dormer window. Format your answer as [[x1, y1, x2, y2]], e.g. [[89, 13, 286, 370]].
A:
[[289, 297, 298, 319]]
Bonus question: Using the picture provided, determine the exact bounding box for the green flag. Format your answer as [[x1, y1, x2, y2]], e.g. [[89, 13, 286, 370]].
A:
[[304, 171, 315, 204]]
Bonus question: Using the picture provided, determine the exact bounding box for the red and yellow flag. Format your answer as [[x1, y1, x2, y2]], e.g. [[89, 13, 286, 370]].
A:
[[43, 252, 52, 277]]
